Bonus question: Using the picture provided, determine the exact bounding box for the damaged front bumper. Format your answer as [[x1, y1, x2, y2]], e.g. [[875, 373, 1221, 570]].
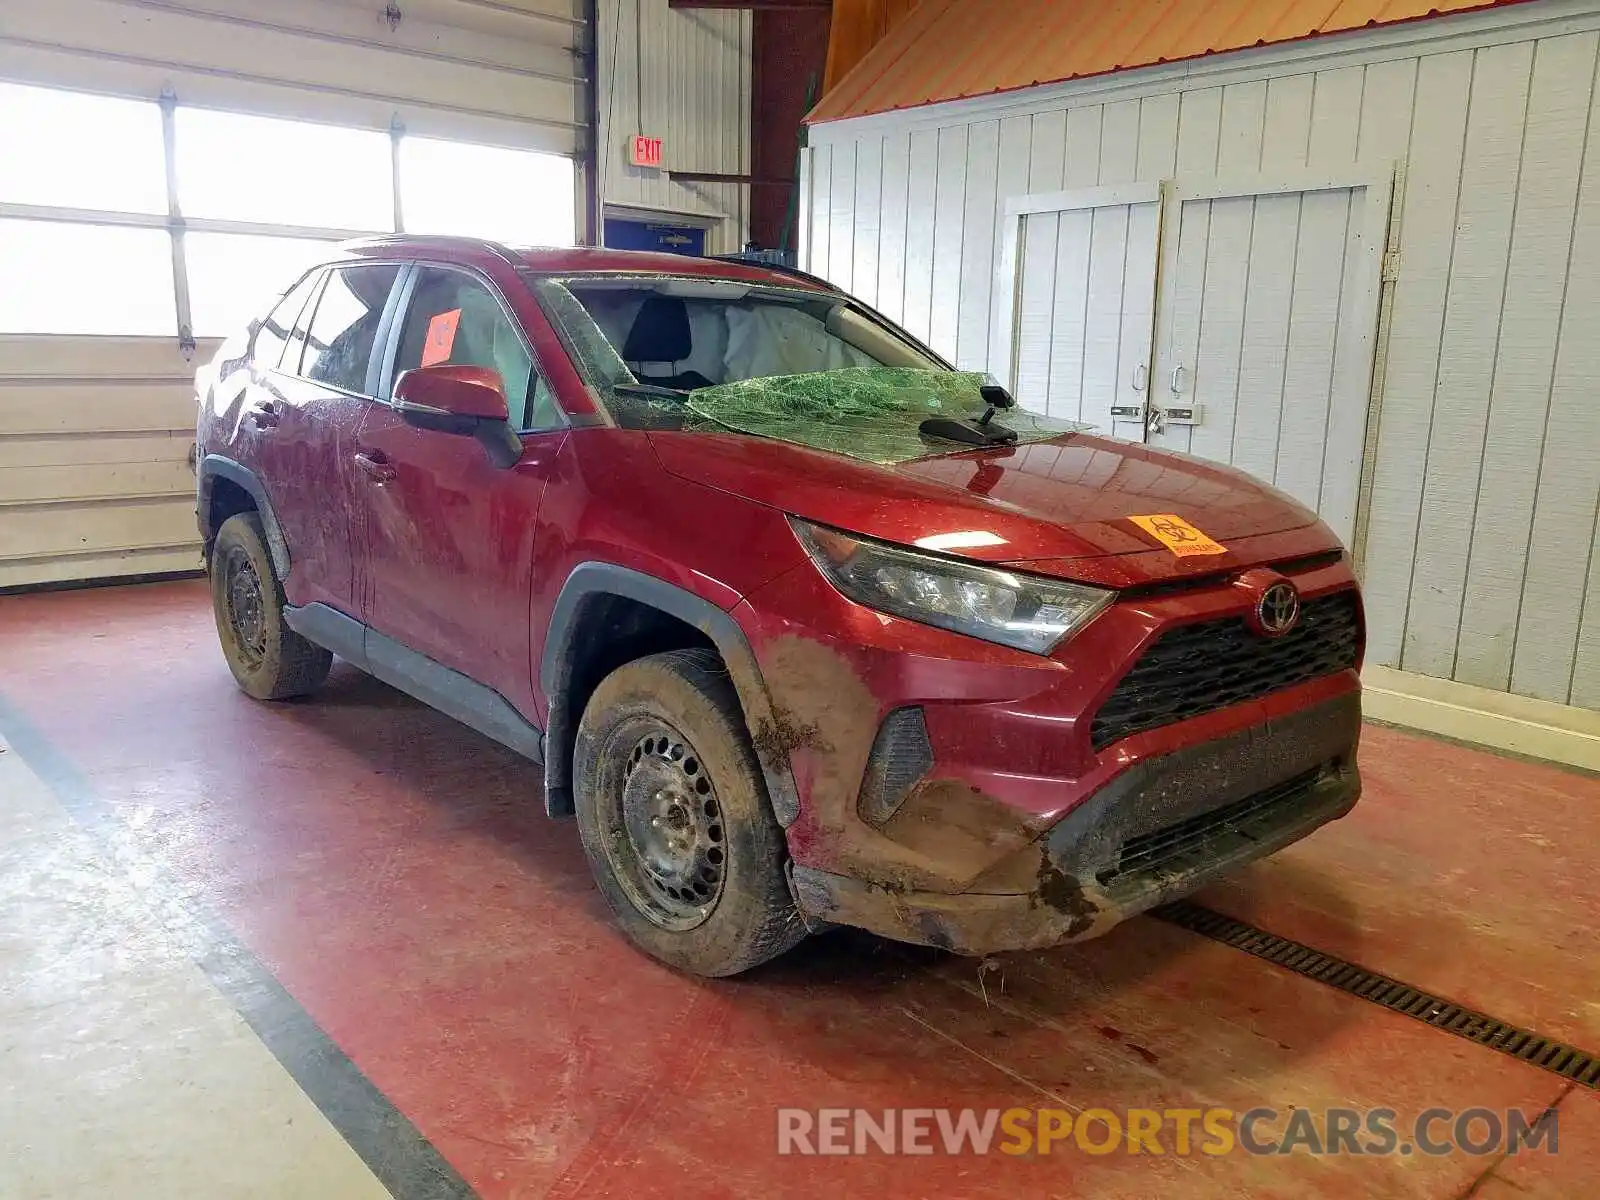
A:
[[790, 693, 1362, 955]]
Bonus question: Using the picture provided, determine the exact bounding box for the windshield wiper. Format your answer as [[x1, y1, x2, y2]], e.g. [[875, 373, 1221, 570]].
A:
[[920, 382, 1019, 446], [613, 382, 689, 399]]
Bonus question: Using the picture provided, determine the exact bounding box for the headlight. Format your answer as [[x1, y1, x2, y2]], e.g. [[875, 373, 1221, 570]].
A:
[[790, 518, 1115, 654]]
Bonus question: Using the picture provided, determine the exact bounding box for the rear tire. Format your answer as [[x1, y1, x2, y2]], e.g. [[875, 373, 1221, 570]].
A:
[[210, 512, 331, 700], [573, 648, 806, 977]]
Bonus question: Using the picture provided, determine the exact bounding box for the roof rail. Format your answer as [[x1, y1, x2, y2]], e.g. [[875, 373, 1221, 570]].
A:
[[342, 232, 524, 271]]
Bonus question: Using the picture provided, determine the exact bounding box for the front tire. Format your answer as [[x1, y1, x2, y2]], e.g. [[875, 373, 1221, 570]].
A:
[[210, 511, 331, 700], [573, 648, 806, 976]]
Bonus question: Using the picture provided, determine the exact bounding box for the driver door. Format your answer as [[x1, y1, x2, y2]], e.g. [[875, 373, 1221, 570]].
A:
[[351, 263, 567, 709]]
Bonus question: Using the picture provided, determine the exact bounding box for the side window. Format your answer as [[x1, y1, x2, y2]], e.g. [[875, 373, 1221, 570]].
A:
[[301, 263, 401, 394], [282, 270, 325, 375], [252, 270, 320, 370], [392, 267, 548, 428]]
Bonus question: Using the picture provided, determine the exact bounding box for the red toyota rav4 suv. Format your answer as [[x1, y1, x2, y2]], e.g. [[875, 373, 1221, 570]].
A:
[[196, 237, 1363, 977]]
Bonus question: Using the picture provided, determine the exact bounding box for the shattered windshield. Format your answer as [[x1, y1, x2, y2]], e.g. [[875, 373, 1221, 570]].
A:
[[530, 274, 1089, 464]]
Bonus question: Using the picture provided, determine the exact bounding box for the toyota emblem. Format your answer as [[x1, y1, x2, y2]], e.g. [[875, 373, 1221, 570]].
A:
[[1257, 581, 1301, 636]]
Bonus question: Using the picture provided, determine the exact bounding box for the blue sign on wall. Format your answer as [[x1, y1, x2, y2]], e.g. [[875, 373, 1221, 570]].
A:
[[604, 218, 707, 257]]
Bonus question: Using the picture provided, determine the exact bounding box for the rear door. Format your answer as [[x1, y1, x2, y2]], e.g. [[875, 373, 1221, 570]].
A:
[[352, 263, 566, 708], [249, 261, 403, 612]]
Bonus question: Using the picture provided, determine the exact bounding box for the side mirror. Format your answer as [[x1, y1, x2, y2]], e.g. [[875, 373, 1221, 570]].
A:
[[392, 364, 521, 468], [393, 364, 511, 425]]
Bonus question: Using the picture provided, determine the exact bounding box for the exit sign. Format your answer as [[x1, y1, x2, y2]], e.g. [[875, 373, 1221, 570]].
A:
[[630, 135, 663, 168]]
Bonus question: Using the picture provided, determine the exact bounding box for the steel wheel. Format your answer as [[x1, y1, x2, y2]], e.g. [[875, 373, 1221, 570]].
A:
[[599, 717, 727, 931], [573, 649, 808, 975], [221, 542, 269, 669]]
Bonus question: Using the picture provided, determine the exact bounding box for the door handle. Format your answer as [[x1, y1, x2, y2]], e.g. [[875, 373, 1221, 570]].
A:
[[247, 402, 280, 429], [1132, 363, 1148, 392], [1170, 364, 1187, 395], [353, 449, 396, 483]]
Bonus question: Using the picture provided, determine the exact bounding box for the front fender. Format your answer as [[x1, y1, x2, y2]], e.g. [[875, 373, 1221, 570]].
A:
[[538, 562, 801, 825]]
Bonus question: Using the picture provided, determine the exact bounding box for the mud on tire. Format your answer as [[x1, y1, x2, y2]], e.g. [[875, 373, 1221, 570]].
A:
[[210, 511, 332, 700], [573, 648, 807, 977]]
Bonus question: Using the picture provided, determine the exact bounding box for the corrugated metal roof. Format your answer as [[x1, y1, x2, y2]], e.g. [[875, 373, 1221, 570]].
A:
[[824, 0, 924, 91], [808, 0, 1539, 123]]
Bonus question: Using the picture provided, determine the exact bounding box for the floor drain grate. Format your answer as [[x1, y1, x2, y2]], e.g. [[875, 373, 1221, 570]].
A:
[[1152, 901, 1600, 1090]]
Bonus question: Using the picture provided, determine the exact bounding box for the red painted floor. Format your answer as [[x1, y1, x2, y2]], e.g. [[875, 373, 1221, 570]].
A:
[[1, 579, 1594, 1198]]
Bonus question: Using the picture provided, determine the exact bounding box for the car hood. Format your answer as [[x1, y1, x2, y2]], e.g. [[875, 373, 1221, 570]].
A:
[[647, 430, 1339, 587]]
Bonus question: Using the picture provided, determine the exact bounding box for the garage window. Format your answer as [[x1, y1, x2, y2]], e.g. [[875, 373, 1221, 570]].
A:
[[399, 137, 575, 246], [186, 233, 340, 338], [0, 82, 166, 213], [0, 220, 175, 336], [0, 79, 578, 343], [174, 109, 392, 231]]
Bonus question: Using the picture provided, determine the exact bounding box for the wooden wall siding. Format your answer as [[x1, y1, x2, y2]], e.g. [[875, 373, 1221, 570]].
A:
[[803, 26, 1600, 709], [0, 337, 212, 588], [597, 0, 751, 253]]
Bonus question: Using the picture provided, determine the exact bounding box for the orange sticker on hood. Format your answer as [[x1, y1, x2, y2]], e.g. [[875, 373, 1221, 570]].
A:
[[1128, 514, 1229, 557]]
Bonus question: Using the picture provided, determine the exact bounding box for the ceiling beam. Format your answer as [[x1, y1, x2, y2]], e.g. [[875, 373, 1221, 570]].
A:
[[668, 171, 797, 186]]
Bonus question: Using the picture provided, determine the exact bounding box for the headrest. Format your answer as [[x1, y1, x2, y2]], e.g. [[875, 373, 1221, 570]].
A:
[[621, 295, 693, 363]]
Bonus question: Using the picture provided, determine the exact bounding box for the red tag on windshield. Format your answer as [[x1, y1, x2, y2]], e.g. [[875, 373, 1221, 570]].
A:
[[421, 308, 461, 367]]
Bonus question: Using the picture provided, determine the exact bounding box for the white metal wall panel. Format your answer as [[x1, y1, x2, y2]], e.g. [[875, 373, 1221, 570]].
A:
[[1458, 32, 1598, 692], [801, 10, 1600, 710], [954, 119, 999, 370], [827, 142, 857, 291], [851, 137, 883, 310], [930, 125, 967, 358], [876, 133, 910, 327], [1512, 34, 1600, 706], [901, 129, 939, 345], [596, 0, 750, 253], [1403, 42, 1535, 680], [982, 117, 1031, 367]]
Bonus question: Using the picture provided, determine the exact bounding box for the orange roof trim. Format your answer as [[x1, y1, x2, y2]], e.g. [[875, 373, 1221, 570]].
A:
[[808, 0, 1540, 123]]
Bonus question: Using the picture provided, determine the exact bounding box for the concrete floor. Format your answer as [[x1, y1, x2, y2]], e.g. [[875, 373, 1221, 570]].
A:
[[0, 578, 1594, 1198]]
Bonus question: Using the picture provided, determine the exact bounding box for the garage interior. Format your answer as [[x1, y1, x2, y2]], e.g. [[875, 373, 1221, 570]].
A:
[[1, 1, 1598, 1197]]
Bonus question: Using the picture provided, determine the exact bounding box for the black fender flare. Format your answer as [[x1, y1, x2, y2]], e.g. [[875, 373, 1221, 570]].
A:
[[539, 562, 800, 826], [198, 455, 291, 579]]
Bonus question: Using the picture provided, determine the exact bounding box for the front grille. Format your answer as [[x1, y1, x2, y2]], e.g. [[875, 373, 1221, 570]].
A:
[[1090, 590, 1361, 751], [1098, 765, 1328, 886]]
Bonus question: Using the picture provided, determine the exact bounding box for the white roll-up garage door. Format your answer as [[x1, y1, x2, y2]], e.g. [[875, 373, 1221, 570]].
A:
[[0, 0, 585, 588]]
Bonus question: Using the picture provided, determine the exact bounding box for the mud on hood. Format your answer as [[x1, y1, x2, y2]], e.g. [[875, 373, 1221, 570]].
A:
[[648, 428, 1338, 588]]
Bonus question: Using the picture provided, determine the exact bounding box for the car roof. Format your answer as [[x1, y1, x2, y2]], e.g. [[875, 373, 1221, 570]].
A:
[[341, 235, 830, 291]]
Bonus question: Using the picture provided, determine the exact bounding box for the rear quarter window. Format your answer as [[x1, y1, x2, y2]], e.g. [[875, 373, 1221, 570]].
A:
[[251, 270, 322, 371]]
